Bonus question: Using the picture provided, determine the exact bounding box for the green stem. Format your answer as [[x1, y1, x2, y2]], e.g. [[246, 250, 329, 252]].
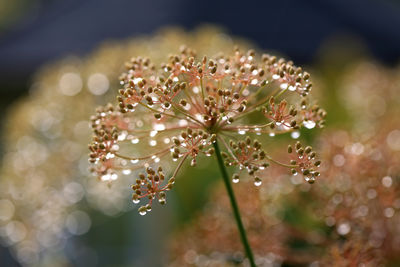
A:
[[213, 141, 256, 267]]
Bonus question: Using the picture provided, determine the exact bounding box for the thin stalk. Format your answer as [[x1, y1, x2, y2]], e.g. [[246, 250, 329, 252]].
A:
[[213, 141, 256, 267]]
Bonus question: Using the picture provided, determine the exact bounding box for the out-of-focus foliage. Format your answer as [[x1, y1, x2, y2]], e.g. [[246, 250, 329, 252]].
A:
[[0, 0, 39, 34]]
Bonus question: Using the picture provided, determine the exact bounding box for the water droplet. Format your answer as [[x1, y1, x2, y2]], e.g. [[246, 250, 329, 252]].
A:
[[192, 86, 200, 94], [303, 120, 316, 129], [232, 177, 239, 183], [131, 138, 140, 144], [150, 130, 158, 137], [291, 131, 300, 139], [190, 159, 196, 166], [131, 159, 139, 164], [101, 174, 111, 181], [132, 199, 139, 204], [118, 131, 127, 141], [288, 85, 296, 91], [254, 180, 262, 187], [111, 173, 118, 180], [139, 210, 147, 216], [149, 140, 157, 146], [105, 153, 115, 159], [238, 129, 246, 135], [154, 123, 166, 131], [122, 169, 131, 175], [269, 133, 275, 137]]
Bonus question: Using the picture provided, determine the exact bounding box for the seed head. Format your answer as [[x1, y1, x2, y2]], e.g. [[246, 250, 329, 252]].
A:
[[89, 47, 325, 214]]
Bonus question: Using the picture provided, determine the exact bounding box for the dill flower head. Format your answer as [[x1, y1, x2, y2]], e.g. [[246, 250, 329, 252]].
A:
[[89, 46, 326, 215]]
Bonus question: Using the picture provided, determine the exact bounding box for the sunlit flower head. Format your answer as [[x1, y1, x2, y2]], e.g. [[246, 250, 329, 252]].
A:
[[89, 46, 325, 214]]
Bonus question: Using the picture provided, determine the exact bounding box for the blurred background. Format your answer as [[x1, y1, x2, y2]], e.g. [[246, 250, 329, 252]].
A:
[[0, 0, 400, 266]]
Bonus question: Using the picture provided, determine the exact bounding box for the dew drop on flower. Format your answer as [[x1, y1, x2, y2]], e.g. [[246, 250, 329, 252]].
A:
[[154, 157, 160, 163], [238, 129, 246, 135], [149, 140, 157, 146], [303, 120, 316, 129], [106, 153, 115, 159], [291, 131, 300, 139], [150, 130, 158, 137], [132, 199, 139, 204], [154, 123, 166, 131], [163, 138, 170, 144], [280, 83, 288, 90], [101, 174, 111, 181], [232, 177, 239, 183], [254, 180, 262, 187], [131, 159, 139, 164], [139, 210, 147, 216], [111, 173, 118, 180], [131, 138, 139, 144], [118, 131, 127, 141], [288, 85, 296, 91], [122, 169, 131, 175]]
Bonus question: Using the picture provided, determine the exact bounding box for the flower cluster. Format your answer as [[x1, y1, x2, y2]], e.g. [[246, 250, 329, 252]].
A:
[[89, 47, 325, 214], [287, 141, 321, 183]]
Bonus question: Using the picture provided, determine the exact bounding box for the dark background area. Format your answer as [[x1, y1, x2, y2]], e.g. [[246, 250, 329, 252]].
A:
[[0, 0, 399, 265]]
